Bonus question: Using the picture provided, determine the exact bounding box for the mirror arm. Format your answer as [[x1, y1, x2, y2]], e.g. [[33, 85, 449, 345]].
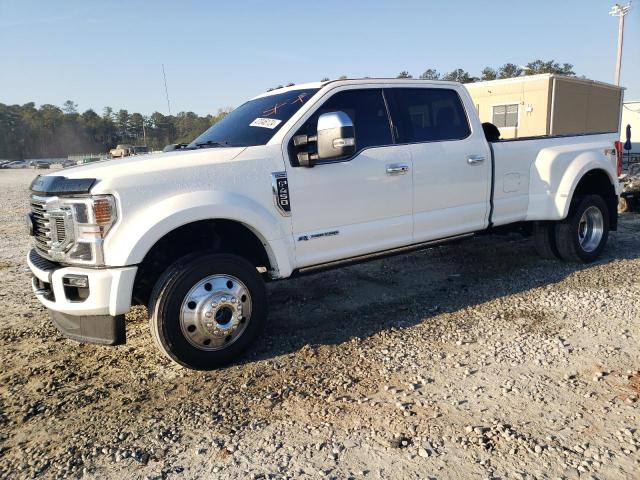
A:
[[297, 152, 318, 167], [293, 134, 318, 147]]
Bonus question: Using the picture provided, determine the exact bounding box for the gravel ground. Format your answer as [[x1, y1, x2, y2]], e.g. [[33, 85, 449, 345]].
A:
[[0, 169, 639, 480]]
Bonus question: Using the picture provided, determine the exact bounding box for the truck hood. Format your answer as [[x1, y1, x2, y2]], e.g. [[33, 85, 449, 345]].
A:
[[59, 147, 246, 185]]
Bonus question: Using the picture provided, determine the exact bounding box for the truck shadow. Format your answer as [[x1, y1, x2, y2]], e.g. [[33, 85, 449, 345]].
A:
[[241, 214, 640, 365]]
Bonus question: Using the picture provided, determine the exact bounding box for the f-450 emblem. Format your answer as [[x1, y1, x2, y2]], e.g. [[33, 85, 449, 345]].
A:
[[271, 172, 291, 216]]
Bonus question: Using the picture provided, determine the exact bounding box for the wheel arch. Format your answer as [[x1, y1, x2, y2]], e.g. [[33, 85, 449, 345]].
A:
[[105, 191, 288, 264], [110, 191, 293, 306], [563, 168, 618, 231], [131, 218, 278, 306]]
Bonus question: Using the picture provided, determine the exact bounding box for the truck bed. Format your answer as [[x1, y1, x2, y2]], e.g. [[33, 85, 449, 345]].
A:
[[489, 132, 619, 227]]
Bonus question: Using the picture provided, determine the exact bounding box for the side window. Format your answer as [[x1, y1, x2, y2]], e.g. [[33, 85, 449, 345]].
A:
[[492, 104, 518, 128], [291, 89, 392, 163], [386, 88, 471, 143]]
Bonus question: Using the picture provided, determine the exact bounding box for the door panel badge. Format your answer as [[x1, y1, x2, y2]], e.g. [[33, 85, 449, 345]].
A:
[[271, 172, 291, 217], [297, 230, 339, 242]]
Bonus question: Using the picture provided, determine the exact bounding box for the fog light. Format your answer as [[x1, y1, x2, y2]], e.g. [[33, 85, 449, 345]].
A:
[[63, 274, 89, 288]]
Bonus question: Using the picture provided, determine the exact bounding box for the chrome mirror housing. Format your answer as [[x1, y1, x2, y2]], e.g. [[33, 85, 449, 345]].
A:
[[316, 111, 356, 161]]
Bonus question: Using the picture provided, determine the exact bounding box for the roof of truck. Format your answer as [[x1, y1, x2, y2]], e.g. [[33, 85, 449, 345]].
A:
[[252, 78, 462, 99]]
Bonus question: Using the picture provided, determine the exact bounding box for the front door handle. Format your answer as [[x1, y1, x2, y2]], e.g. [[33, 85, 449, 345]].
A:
[[467, 155, 486, 165], [386, 164, 410, 175]]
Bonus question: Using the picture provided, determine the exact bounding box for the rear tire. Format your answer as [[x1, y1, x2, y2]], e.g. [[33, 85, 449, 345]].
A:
[[533, 222, 560, 259], [148, 253, 267, 370], [554, 194, 609, 263]]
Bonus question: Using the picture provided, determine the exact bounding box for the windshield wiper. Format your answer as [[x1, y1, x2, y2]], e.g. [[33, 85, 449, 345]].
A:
[[192, 140, 230, 149]]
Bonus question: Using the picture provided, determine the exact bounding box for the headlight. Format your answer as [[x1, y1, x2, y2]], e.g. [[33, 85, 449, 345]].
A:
[[53, 195, 117, 265]]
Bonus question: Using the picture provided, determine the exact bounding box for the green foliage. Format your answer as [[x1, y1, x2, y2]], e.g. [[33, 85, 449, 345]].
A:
[[62, 100, 78, 115], [0, 102, 230, 160], [480, 67, 497, 81], [442, 69, 478, 84], [397, 71, 413, 78], [498, 63, 523, 79], [524, 60, 574, 76], [417, 59, 576, 84], [419, 69, 440, 80]]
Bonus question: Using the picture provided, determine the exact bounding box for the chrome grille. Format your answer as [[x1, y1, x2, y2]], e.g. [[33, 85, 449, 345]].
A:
[[30, 196, 51, 255], [53, 216, 66, 243]]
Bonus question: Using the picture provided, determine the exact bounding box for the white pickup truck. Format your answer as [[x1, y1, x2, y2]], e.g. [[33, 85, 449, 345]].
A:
[[26, 79, 622, 370]]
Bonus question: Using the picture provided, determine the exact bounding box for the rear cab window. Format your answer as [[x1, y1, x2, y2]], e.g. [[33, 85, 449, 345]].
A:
[[385, 88, 471, 143]]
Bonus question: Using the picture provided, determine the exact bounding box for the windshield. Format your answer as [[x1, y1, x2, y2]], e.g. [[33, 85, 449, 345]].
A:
[[188, 88, 319, 148]]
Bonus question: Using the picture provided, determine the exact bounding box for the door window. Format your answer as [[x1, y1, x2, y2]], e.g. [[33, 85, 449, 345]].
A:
[[386, 88, 471, 143], [290, 89, 393, 164]]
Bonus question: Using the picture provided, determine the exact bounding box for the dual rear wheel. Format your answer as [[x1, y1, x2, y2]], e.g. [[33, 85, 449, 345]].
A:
[[533, 194, 610, 263]]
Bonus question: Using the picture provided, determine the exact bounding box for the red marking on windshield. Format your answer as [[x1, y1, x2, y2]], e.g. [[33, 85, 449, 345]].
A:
[[291, 93, 308, 104], [263, 102, 288, 117]]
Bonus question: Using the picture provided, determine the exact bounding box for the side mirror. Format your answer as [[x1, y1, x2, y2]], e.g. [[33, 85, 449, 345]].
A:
[[293, 111, 356, 167], [317, 111, 356, 161]]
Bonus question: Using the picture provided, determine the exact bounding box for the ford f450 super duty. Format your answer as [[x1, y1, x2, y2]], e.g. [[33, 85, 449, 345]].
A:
[[26, 79, 622, 370]]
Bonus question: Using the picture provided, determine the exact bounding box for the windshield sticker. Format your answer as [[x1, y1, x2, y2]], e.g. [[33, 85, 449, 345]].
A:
[[250, 117, 282, 129]]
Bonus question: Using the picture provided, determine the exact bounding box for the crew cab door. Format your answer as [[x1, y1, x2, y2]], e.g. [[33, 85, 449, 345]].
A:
[[385, 87, 491, 241], [283, 88, 413, 268]]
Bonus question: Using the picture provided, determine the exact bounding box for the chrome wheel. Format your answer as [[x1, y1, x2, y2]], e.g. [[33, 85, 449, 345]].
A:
[[179, 274, 252, 351], [578, 206, 604, 253]]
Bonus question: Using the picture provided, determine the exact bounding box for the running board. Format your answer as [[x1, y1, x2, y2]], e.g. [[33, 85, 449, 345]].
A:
[[294, 233, 474, 275]]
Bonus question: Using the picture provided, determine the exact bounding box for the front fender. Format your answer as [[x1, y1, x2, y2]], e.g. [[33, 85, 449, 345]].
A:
[[526, 148, 618, 221], [103, 190, 292, 271]]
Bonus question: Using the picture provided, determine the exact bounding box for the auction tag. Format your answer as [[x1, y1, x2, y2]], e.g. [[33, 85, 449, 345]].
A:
[[250, 118, 282, 129]]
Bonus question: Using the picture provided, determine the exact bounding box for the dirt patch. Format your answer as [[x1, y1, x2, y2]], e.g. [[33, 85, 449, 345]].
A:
[[1, 169, 639, 480], [629, 372, 640, 396]]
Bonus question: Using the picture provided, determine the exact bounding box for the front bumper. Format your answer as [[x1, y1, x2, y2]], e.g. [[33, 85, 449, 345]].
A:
[[49, 310, 125, 345], [27, 249, 137, 343]]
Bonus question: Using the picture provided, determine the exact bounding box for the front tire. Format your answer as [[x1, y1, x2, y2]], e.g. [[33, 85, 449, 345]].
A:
[[149, 253, 267, 370], [555, 194, 609, 263]]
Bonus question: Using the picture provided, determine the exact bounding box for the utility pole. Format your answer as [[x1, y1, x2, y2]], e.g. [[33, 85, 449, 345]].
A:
[[162, 64, 172, 115], [609, 2, 633, 86]]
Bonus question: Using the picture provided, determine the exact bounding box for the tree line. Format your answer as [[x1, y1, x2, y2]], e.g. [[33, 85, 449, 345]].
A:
[[269, 59, 575, 91], [2, 59, 575, 160], [0, 101, 230, 160], [394, 59, 575, 83]]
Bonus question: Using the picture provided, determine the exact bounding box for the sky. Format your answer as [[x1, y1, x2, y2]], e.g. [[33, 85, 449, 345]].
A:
[[1, 0, 638, 116]]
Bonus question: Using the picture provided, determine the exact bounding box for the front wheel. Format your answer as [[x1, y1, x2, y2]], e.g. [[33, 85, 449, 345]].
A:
[[555, 194, 609, 263], [149, 253, 267, 370]]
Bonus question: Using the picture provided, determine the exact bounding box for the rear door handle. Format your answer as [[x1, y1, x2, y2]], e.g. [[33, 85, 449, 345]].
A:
[[467, 155, 486, 165], [386, 164, 409, 175]]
